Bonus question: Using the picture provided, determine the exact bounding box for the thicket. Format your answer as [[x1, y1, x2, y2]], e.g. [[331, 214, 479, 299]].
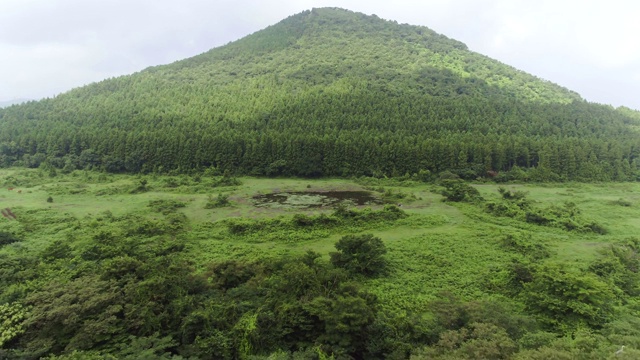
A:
[[0, 232, 21, 247], [485, 187, 607, 234], [3, 224, 633, 359], [330, 234, 387, 276], [440, 180, 483, 203], [223, 205, 407, 243], [204, 193, 231, 209], [147, 199, 187, 215], [0, 206, 393, 359]]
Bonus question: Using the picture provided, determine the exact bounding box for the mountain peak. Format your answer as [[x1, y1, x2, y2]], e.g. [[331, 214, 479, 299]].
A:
[[2, 8, 636, 180]]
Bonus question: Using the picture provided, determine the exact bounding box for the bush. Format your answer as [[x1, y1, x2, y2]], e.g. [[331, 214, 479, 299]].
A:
[[147, 199, 186, 214], [330, 234, 387, 276], [0, 232, 21, 247], [437, 170, 460, 181], [41, 240, 73, 262], [524, 211, 551, 225], [440, 180, 482, 203], [204, 193, 230, 209], [292, 213, 314, 226], [523, 263, 617, 330], [211, 174, 241, 187], [498, 187, 528, 202], [501, 234, 550, 261], [610, 198, 632, 207], [381, 189, 417, 204], [130, 179, 149, 194], [486, 200, 523, 218]]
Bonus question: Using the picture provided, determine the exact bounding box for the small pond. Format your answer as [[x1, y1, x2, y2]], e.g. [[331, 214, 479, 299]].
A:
[[253, 191, 382, 209]]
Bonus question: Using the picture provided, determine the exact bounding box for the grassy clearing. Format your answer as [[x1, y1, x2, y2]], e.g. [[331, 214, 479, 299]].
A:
[[2, 168, 640, 304], [5, 169, 640, 264], [4, 168, 640, 358]]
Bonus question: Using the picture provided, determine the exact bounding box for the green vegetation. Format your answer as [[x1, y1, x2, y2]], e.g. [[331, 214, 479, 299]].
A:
[[1, 169, 640, 359], [485, 187, 607, 234], [1, 6, 640, 359], [330, 234, 387, 276], [204, 193, 231, 209], [1, 9, 639, 181]]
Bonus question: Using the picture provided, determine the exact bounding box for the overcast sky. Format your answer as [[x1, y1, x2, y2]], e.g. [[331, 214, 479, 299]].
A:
[[1, 0, 638, 110]]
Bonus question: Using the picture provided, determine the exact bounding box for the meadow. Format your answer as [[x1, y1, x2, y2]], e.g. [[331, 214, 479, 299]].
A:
[[1, 168, 639, 359]]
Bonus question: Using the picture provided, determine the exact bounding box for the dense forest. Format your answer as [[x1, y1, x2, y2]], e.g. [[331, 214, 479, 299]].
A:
[[1, 8, 639, 181]]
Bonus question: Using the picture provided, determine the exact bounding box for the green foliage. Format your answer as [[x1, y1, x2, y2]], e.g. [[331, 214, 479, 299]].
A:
[[525, 203, 607, 234], [0, 302, 29, 348], [3, 171, 640, 358], [330, 234, 387, 276], [332, 204, 407, 222], [22, 275, 123, 354], [115, 333, 182, 359], [589, 238, 640, 296], [440, 180, 482, 203], [147, 199, 187, 215], [610, 198, 632, 207], [500, 234, 551, 261], [0, 232, 21, 247], [211, 175, 242, 188], [411, 322, 518, 359], [223, 205, 406, 243], [380, 188, 418, 204], [41, 240, 73, 262], [130, 179, 149, 194], [204, 193, 231, 209], [498, 187, 529, 202], [523, 264, 617, 330], [486, 188, 607, 234]]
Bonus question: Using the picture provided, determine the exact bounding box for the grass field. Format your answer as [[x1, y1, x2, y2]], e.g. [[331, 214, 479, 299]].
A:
[[2, 168, 638, 299], [3, 168, 640, 358]]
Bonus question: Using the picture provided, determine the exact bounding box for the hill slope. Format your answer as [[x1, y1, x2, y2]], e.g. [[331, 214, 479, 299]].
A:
[[0, 7, 638, 180]]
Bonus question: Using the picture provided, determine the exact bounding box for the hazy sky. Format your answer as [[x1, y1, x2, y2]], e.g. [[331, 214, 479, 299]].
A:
[[1, 0, 639, 110]]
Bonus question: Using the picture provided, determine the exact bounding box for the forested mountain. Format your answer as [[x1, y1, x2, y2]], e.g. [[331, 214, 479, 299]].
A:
[[1, 7, 639, 180]]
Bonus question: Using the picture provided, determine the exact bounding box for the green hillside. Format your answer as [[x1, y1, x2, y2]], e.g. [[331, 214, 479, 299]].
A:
[[0, 7, 639, 180]]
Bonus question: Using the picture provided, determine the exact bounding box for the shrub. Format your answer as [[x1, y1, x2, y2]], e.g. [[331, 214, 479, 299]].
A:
[[440, 180, 482, 203], [204, 193, 230, 209], [498, 187, 528, 201], [523, 263, 617, 330], [211, 175, 241, 187], [610, 198, 632, 207], [130, 179, 149, 194], [0, 232, 21, 247], [381, 189, 417, 204], [330, 234, 387, 276], [41, 240, 73, 262], [292, 213, 314, 226], [147, 199, 186, 214], [437, 170, 460, 181], [501, 234, 550, 261]]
